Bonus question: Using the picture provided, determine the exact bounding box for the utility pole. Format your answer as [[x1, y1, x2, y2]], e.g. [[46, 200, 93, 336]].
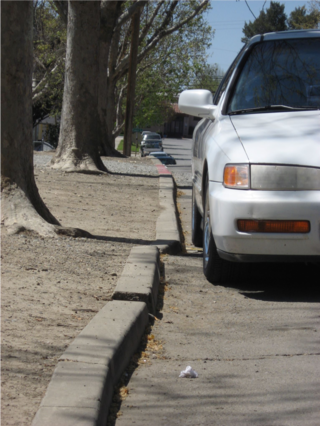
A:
[[123, 8, 140, 157]]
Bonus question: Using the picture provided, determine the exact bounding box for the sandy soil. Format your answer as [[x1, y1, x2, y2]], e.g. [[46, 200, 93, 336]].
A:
[[1, 154, 161, 426]]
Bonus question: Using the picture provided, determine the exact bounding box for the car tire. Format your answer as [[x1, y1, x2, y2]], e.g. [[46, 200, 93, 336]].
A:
[[203, 178, 238, 284], [192, 185, 203, 247]]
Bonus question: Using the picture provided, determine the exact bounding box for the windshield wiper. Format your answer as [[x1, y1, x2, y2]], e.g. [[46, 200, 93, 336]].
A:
[[229, 105, 319, 115]]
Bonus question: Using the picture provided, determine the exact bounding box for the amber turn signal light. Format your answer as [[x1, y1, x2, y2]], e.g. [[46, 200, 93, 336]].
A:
[[224, 165, 249, 189], [237, 220, 310, 233]]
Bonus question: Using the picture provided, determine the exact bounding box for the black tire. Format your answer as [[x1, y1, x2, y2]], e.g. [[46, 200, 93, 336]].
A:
[[191, 185, 203, 247], [203, 178, 238, 283]]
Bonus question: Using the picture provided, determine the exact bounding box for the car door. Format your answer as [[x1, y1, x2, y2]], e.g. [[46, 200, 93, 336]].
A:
[[193, 118, 211, 199]]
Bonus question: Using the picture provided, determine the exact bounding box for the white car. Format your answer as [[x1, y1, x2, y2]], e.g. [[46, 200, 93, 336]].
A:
[[178, 29, 320, 283]]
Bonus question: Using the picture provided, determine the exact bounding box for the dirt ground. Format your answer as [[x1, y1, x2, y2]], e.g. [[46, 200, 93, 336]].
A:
[[1, 154, 161, 426]]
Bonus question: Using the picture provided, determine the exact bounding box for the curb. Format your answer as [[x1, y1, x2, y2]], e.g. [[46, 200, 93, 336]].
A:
[[31, 159, 181, 426], [152, 160, 182, 255], [32, 301, 149, 426], [112, 246, 160, 314]]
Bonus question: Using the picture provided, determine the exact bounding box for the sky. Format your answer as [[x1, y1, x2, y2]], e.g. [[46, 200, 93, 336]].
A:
[[205, 0, 312, 71]]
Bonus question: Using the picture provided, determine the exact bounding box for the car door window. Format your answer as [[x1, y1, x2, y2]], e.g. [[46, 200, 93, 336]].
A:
[[213, 46, 246, 106]]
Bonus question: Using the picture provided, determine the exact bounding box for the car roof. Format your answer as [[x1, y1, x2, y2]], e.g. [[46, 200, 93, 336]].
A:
[[248, 29, 320, 47]]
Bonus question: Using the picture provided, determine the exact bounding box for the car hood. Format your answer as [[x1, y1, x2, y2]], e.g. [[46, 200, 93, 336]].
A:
[[230, 110, 320, 167]]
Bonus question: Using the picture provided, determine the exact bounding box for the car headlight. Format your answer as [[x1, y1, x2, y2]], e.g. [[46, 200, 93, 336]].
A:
[[224, 164, 320, 190], [224, 164, 249, 189], [251, 165, 320, 190]]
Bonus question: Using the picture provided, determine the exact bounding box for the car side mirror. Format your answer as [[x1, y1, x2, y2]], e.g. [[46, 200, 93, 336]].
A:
[[178, 89, 217, 119]]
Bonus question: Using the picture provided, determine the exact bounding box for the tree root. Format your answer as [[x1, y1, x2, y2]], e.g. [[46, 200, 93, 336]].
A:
[[107, 149, 126, 158], [101, 145, 126, 158], [54, 226, 92, 238], [50, 151, 109, 174], [2, 187, 92, 239]]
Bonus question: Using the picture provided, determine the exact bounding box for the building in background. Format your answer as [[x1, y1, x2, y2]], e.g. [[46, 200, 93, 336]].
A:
[[145, 103, 201, 138]]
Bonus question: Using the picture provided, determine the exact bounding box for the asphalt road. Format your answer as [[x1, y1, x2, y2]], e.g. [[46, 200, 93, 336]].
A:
[[162, 137, 193, 174], [115, 138, 320, 426]]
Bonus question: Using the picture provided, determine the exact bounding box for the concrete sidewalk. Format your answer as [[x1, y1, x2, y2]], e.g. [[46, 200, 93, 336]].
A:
[[115, 186, 320, 426]]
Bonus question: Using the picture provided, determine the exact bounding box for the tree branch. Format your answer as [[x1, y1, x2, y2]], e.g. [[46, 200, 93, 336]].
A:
[[139, 1, 165, 45], [116, 0, 146, 28], [32, 59, 63, 101], [52, 1, 68, 26], [114, 0, 209, 81]]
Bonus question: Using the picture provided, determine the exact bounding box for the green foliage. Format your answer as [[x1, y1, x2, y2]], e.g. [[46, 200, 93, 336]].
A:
[[46, 123, 60, 147], [129, 1, 215, 129], [288, 6, 320, 30], [32, 0, 66, 126], [242, 1, 320, 44], [242, 2, 287, 43], [116, 139, 140, 152], [190, 63, 222, 94]]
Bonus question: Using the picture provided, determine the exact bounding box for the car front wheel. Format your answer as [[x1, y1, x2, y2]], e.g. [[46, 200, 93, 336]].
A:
[[203, 178, 238, 283]]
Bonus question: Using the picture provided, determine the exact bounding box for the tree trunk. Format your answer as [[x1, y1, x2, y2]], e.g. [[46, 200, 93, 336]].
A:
[[98, 38, 111, 156], [1, 1, 91, 238], [98, 1, 124, 157], [99, 41, 123, 157], [51, 1, 107, 173], [123, 10, 141, 157], [1, 1, 56, 236]]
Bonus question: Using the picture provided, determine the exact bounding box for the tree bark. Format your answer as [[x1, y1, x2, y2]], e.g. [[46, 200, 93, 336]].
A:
[[123, 10, 141, 157], [1, 1, 58, 236], [103, 19, 122, 156], [98, 0, 124, 157], [51, 1, 107, 173]]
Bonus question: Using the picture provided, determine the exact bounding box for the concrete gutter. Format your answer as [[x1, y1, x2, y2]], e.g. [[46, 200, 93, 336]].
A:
[[31, 161, 181, 426]]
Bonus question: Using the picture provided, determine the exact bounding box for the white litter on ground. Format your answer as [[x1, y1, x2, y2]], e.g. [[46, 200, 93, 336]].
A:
[[179, 366, 199, 378]]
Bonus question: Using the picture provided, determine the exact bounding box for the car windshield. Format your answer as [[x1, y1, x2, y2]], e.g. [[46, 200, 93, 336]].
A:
[[145, 134, 161, 140], [228, 38, 320, 113]]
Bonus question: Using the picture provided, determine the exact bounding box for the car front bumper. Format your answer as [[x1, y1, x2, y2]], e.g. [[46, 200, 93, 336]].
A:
[[209, 181, 320, 259]]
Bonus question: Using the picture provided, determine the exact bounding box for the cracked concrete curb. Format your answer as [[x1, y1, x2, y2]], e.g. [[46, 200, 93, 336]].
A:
[[31, 159, 181, 426], [112, 246, 160, 314]]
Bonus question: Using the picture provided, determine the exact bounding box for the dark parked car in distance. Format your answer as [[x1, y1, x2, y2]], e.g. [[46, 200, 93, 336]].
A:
[[141, 133, 163, 148], [149, 151, 176, 165], [141, 142, 163, 157]]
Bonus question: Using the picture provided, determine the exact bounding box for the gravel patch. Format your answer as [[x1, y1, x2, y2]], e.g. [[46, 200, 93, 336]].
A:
[[33, 153, 158, 176]]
